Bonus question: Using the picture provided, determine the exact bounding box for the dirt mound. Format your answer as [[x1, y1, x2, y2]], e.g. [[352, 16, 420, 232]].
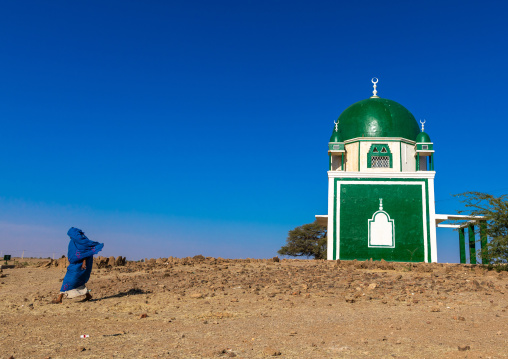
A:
[[1, 258, 506, 358]]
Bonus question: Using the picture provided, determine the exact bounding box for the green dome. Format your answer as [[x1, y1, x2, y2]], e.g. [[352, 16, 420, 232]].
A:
[[416, 131, 431, 143], [334, 98, 420, 141]]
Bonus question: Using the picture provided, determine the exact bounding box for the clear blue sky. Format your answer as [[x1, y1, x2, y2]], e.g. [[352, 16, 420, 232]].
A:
[[0, 0, 506, 262]]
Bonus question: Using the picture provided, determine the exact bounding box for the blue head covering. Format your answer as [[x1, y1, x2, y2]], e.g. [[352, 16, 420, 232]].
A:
[[66, 227, 104, 264]]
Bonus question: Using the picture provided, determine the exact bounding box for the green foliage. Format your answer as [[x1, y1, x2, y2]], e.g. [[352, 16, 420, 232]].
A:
[[455, 191, 508, 264], [278, 222, 327, 259], [482, 264, 508, 272]]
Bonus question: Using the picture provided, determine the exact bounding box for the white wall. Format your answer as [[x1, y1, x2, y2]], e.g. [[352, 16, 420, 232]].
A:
[[344, 140, 417, 173], [419, 156, 428, 171], [344, 142, 359, 171], [401, 142, 416, 172], [330, 155, 342, 171]]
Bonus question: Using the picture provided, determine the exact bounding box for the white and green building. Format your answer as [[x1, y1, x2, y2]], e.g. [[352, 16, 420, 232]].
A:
[[315, 82, 438, 263]]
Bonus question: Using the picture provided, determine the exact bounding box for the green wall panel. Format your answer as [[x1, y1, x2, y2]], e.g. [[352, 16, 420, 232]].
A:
[[468, 224, 476, 264], [459, 228, 466, 264], [338, 183, 425, 262]]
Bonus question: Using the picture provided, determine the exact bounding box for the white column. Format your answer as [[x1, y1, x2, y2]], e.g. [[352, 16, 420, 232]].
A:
[[428, 177, 438, 262], [327, 175, 335, 260]]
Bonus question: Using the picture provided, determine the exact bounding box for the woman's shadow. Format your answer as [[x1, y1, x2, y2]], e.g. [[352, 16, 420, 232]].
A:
[[89, 288, 151, 302]]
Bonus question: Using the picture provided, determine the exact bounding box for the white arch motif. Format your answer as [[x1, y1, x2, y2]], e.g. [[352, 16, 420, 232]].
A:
[[368, 198, 395, 248]]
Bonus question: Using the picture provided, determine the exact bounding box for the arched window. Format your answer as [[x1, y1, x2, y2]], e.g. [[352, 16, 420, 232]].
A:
[[367, 144, 392, 168]]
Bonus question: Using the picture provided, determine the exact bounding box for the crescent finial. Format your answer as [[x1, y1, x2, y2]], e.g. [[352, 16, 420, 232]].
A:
[[420, 119, 426, 132], [371, 78, 379, 98]]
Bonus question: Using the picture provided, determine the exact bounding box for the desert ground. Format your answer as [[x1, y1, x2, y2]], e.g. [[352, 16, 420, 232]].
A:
[[0, 256, 507, 359]]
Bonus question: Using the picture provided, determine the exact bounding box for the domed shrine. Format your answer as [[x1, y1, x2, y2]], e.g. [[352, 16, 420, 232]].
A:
[[316, 80, 489, 264], [316, 79, 437, 262]]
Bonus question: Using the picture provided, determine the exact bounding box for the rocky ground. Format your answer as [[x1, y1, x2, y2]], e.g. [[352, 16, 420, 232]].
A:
[[0, 256, 507, 358]]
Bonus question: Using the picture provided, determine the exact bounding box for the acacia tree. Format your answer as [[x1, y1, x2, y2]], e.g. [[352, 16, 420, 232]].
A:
[[278, 222, 327, 259], [455, 191, 508, 263]]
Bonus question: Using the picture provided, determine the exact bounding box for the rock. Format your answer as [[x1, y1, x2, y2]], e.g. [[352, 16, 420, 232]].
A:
[[108, 256, 116, 266], [430, 307, 440, 312], [193, 254, 206, 262], [272, 256, 280, 262], [139, 313, 148, 319], [368, 283, 377, 290], [115, 256, 126, 266], [95, 256, 109, 268], [190, 293, 204, 299], [378, 259, 394, 270], [471, 280, 483, 290], [263, 348, 281, 356], [458, 345, 470, 351], [416, 263, 432, 273], [56, 257, 69, 268]]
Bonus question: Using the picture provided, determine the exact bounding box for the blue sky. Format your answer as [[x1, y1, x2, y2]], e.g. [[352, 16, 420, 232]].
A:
[[0, 0, 506, 261]]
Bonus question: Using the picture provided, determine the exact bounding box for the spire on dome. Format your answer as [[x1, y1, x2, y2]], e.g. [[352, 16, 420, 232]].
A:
[[371, 78, 379, 98], [379, 198, 383, 210], [334, 119, 339, 132], [420, 119, 426, 132]]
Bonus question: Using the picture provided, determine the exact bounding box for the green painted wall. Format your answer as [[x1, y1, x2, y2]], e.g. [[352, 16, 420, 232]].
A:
[[468, 224, 476, 264], [480, 222, 488, 264], [328, 143, 345, 151], [338, 183, 426, 262], [459, 228, 466, 264]]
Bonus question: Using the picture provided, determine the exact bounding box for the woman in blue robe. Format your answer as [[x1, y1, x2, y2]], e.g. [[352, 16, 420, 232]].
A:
[[52, 227, 104, 303]]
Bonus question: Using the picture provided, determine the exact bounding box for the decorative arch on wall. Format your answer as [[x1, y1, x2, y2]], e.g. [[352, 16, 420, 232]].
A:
[[368, 199, 395, 248]]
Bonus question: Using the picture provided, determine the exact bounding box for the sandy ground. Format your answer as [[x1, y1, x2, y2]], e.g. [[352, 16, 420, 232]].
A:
[[0, 257, 507, 359]]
